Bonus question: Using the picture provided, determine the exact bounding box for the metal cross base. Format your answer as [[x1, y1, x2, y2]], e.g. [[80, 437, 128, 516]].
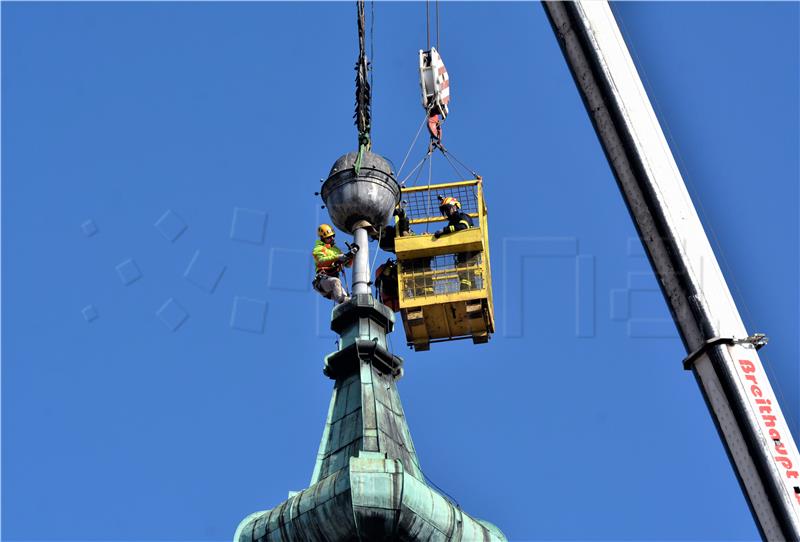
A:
[[234, 295, 506, 542]]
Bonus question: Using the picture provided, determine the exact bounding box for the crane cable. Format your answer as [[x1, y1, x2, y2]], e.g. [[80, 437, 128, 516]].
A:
[[425, 0, 440, 50], [436, 0, 440, 50], [354, 0, 372, 174], [425, 0, 430, 50]]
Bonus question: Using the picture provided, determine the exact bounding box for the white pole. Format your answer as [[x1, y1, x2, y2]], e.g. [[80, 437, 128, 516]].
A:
[[351, 227, 370, 295]]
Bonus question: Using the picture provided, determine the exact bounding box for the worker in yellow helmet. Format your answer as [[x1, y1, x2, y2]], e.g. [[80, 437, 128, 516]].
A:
[[312, 224, 355, 304], [433, 196, 479, 291], [433, 197, 474, 237]]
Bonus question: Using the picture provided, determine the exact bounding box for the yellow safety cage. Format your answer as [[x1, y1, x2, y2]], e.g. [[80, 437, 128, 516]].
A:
[[393, 178, 495, 351]]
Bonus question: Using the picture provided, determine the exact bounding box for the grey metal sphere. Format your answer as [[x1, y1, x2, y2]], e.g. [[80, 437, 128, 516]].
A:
[[321, 151, 400, 233]]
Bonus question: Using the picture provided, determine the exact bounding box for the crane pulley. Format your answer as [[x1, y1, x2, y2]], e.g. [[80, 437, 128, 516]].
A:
[[418, 0, 449, 141], [419, 47, 450, 140]]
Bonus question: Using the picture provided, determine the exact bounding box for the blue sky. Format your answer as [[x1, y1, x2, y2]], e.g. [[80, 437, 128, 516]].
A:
[[2, 2, 797, 540]]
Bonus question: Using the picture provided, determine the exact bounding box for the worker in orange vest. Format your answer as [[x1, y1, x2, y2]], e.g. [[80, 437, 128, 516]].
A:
[[312, 224, 355, 304]]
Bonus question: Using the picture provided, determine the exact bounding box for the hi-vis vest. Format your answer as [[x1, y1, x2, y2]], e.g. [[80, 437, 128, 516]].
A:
[[312, 240, 345, 276]]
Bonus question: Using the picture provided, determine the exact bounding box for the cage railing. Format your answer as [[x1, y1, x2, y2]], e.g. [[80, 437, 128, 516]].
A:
[[399, 265, 483, 278], [400, 179, 481, 226], [395, 177, 491, 307], [398, 253, 485, 301], [394, 177, 495, 347]]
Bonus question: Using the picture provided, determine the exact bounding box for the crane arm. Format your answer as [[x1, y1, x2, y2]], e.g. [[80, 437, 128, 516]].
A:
[[542, 2, 800, 539]]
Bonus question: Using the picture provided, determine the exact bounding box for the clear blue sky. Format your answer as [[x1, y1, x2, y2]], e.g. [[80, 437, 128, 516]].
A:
[[2, 2, 797, 540]]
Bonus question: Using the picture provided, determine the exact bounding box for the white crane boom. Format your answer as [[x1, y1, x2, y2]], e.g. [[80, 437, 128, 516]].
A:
[[542, 2, 800, 539]]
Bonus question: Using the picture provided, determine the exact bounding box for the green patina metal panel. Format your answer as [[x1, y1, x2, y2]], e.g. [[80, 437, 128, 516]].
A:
[[235, 295, 505, 542]]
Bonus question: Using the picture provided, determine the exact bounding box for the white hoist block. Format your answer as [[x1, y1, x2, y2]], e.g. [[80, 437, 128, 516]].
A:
[[419, 47, 450, 119]]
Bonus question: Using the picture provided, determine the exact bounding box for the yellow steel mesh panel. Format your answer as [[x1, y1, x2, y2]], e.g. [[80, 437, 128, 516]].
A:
[[400, 251, 484, 300], [402, 183, 479, 225]]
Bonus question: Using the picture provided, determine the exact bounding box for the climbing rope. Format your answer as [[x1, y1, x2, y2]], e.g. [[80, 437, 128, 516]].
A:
[[337, 257, 350, 299], [369, 225, 383, 277]]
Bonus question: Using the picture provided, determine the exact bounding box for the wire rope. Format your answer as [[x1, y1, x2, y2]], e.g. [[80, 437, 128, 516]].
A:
[[425, 143, 434, 233], [435, 0, 440, 50], [369, 0, 375, 94], [440, 146, 479, 179], [439, 146, 467, 181], [396, 109, 433, 180], [401, 147, 433, 186], [425, 0, 430, 50]]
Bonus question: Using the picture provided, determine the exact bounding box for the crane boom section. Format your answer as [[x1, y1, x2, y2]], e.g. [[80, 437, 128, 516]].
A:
[[543, 2, 800, 539]]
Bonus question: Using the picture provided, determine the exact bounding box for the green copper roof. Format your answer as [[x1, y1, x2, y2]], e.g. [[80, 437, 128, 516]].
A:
[[235, 295, 506, 542]]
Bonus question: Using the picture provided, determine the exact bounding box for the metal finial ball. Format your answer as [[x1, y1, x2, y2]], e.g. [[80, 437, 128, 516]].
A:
[[320, 151, 400, 233]]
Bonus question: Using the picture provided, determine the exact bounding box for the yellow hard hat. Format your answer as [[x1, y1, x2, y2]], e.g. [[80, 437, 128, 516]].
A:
[[439, 196, 461, 214], [318, 224, 335, 239]]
